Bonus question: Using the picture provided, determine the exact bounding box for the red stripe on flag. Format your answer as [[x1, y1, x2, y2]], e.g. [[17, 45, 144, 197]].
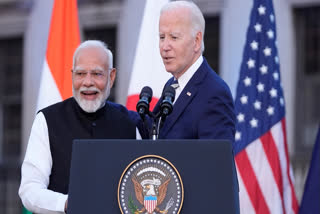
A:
[[144, 200, 157, 213], [46, 0, 80, 99], [126, 94, 159, 111], [236, 150, 270, 214], [260, 130, 286, 214], [281, 119, 299, 213]]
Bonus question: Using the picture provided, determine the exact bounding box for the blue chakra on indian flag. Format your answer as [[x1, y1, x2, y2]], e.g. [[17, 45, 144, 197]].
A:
[[118, 155, 184, 214]]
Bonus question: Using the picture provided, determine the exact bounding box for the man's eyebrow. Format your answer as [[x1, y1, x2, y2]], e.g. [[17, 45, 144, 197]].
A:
[[74, 66, 104, 71], [170, 32, 181, 36], [92, 66, 105, 72], [74, 66, 84, 71]]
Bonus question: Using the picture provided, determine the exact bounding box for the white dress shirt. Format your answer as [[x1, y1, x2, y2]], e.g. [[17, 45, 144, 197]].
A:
[[19, 112, 67, 214], [19, 112, 141, 214], [173, 55, 203, 104]]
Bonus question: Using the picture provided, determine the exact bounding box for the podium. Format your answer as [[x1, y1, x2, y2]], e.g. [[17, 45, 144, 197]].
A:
[[67, 139, 239, 213]]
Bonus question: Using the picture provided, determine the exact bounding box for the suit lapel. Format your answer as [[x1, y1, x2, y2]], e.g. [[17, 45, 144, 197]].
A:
[[160, 59, 209, 138]]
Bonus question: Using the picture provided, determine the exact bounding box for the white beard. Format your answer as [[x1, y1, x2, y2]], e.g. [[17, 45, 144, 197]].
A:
[[73, 80, 111, 113]]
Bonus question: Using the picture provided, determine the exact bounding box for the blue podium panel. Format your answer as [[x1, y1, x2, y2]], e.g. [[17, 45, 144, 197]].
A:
[[67, 139, 239, 214]]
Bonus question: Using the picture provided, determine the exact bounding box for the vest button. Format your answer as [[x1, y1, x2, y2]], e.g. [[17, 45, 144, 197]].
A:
[[92, 122, 96, 127]]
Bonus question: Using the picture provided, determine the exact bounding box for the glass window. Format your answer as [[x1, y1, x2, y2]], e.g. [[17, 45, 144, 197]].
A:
[[203, 16, 220, 74], [294, 6, 320, 154], [0, 37, 22, 163], [0, 37, 23, 214]]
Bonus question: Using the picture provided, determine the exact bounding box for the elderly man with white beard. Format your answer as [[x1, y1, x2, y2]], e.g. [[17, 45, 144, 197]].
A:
[[19, 40, 142, 214]]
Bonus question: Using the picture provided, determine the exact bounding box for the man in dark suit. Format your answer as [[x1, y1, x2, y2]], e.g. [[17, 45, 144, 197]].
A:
[[154, 1, 235, 142]]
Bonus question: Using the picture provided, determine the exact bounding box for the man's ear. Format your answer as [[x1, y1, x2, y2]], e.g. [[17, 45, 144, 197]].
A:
[[194, 31, 202, 52], [109, 68, 117, 88]]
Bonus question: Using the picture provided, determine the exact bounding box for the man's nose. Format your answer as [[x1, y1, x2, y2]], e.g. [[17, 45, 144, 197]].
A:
[[82, 73, 94, 86], [161, 39, 171, 51]]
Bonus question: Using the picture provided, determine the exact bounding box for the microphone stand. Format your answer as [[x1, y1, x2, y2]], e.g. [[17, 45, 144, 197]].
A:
[[149, 112, 161, 140], [149, 98, 174, 140], [151, 122, 158, 140], [137, 106, 160, 141]]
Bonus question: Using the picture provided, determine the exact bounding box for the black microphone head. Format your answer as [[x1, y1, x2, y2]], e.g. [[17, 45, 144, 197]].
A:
[[160, 85, 176, 116], [162, 85, 175, 102], [136, 86, 153, 117], [140, 86, 153, 103]]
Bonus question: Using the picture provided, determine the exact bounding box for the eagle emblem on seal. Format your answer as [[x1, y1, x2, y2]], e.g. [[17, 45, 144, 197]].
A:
[[118, 156, 183, 214], [132, 172, 171, 214]]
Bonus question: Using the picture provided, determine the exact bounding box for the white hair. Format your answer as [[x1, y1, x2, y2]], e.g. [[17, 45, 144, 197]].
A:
[[72, 40, 113, 71], [160, 0, 205, 52]]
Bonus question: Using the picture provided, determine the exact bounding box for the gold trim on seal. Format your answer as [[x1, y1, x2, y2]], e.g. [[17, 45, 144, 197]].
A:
[[117, 154, 184, 214]]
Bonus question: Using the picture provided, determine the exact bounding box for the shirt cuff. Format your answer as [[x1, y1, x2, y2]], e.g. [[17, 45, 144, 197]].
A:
[[57, 194, 68, 213]]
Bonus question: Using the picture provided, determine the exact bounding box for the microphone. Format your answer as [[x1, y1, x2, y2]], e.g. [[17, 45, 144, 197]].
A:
[[136, 86, 153, 117], [160, 85, 176, 117]]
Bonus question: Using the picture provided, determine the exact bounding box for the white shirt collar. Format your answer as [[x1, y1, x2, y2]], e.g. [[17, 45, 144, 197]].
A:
[[176, 55, 203, 91]]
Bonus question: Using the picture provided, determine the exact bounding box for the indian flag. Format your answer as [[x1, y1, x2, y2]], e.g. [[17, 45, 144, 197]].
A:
[[37, 0, 80, 111]]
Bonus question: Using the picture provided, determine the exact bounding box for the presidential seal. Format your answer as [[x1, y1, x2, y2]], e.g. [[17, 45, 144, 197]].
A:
[[118, 155, 184, 214]]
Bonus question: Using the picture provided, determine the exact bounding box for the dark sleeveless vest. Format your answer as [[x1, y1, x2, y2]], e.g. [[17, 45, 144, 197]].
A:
[[40, 98, 136, 194]]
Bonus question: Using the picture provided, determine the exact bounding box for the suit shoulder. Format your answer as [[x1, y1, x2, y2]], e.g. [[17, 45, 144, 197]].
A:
[[204, 69, 233, 96], [106, 101, 142, 130], [199, 59, 231, 93], [106, 101, 130, 115], [106, 101, 139, 121]]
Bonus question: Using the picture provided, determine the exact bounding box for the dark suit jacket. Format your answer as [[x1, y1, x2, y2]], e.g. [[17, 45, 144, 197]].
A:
[[153, 58, 236, 143]]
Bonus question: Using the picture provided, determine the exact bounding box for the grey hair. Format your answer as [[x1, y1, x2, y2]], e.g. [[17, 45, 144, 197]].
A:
[[72, 40, 113, 71], [160, 1, 205, 52]]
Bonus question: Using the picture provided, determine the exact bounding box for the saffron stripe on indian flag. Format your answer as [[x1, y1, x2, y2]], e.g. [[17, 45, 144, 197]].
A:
[[36, 0, 80, 111]]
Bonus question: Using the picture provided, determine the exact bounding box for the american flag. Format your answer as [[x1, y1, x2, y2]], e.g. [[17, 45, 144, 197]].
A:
[[233, 0, 299, 213]]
